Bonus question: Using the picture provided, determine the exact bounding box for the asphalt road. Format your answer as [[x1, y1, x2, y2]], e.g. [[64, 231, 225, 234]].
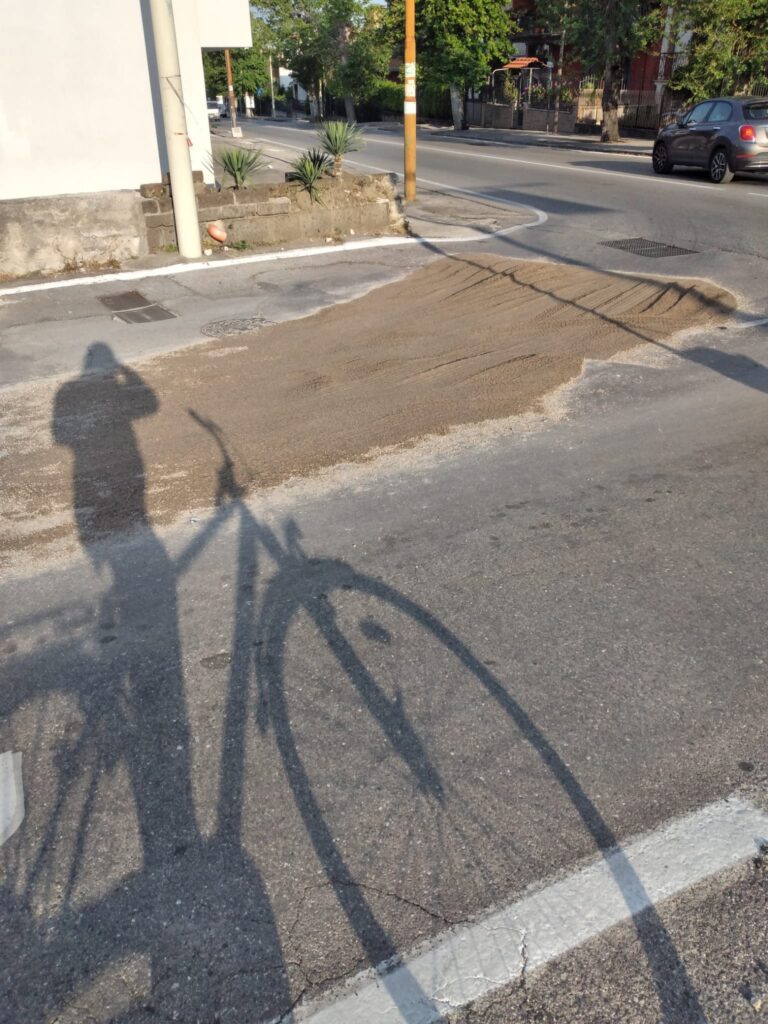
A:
[[249, 120, 768, 275], [2, 127, 768, 1023]]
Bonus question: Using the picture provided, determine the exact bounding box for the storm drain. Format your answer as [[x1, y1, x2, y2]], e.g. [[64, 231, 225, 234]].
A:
[[99, 291, 176, 324], [200, 315, 275, 337], [600, 238, 699, 258]]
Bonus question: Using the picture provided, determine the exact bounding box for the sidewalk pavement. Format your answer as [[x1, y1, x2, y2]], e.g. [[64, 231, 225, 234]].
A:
[[404, 187, 538, 240], [427, 126, 655, 157]]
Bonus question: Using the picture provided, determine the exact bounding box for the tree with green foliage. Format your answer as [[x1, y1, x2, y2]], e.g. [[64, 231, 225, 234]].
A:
[[257, 0, 388, 120], [258, 0, 327, 117], [329, 6, 392, 119], [387, 0, 516, 131], [538, 0, 658, 142], [669, 0, 768, 101], [202, 18, 270, 103]]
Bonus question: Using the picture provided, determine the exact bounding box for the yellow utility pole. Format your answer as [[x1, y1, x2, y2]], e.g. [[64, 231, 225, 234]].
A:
[[404, 0, 417, 201], [225, 48, 240, 136]]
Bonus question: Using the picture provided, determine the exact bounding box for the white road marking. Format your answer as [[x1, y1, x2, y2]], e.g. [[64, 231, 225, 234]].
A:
[[0, 751, 24, 846], [0, 189, 546, 298], [290, 796, 768, 1024], [729, 314, 768, 330], [256, 123, 744, 195]]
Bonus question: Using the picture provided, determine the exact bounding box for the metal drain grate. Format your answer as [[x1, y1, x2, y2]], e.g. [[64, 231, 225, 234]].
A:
[[200, 315, 275, 337], [99, 291, 176, 324], [600, 238, 699, 258]]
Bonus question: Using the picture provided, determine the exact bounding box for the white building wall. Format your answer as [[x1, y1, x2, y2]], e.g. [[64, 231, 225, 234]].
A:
[[1, 0, 163, 200], [174, 0, 213, 185], [0, 0, 250, 201]]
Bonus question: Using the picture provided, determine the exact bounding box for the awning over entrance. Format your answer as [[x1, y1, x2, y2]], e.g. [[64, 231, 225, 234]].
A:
[[499, 57, 547, 70]]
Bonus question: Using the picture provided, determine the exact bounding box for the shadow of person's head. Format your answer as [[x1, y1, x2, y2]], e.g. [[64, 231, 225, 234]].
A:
[[52, 343, 160, 550], [83, 342, 121, 375]]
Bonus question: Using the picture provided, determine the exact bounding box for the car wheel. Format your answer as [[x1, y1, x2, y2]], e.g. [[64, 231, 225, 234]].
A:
[[652, 141, 674, 174], [708, 148, 734, 184]]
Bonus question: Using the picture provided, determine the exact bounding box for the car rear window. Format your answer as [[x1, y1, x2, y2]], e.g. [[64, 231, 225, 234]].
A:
[[744, 103, 768, 121]]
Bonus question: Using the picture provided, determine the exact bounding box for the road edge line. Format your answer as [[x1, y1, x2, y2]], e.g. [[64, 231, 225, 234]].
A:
[[283, 796, 768, 1024]]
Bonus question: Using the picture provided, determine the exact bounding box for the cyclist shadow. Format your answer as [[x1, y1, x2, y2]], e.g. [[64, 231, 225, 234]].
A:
[[2, 345, 290, 1023], [4, 347, 706, 1023]]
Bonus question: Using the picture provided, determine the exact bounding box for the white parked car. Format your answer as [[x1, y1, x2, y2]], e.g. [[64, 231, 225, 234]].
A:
[[207, 100, 223, 121]]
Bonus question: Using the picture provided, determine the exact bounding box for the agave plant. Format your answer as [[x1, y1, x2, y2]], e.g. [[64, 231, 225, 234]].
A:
[[286, 149, 333, 201], [218, 147, 266, 189], [317, 120, 364, 176]]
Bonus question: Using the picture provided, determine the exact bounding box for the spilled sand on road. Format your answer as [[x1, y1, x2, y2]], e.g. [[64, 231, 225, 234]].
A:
[[0, 254, 735, 562]]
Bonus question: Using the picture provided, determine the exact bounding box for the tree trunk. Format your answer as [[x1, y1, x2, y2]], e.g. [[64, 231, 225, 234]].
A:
[[553, 23, 566, 135], [601, 59, 622, 142], [450, 83, 464, 133], [308, 86, 321, 122], [344, 94, 356, 123]]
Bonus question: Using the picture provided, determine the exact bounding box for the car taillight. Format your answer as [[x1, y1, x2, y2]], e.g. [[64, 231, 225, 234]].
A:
[[740, 125, 757, 142]]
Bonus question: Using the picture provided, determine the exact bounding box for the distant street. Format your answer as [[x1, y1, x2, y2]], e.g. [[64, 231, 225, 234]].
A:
[[250, 119, 768, 268], [2, 124, 768, 1024]]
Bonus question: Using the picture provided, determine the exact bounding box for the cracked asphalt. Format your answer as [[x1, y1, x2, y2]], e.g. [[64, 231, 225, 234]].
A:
[[2, 128, 768, 1023]]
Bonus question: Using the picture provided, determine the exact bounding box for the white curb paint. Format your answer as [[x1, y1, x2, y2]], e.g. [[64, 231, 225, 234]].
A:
[[292, 797, 768, 1024], [0, 186, 546, 299], [0, 751, 24, 846]]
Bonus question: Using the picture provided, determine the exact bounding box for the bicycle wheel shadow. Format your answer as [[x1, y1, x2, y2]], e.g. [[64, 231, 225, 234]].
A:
[[254, 536, 706, 1023], [2, 353, 705, 1024]]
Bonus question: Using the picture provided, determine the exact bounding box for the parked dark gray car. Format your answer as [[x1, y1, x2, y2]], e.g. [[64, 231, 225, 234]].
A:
[[652, 96, 768, 183]]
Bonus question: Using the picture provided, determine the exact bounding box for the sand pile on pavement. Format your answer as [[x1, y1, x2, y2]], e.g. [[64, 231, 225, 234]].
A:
[[0, 254, 734, 561]]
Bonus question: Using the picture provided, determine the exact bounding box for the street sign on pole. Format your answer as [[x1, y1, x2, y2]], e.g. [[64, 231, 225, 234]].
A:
[[404, 0, 416, 201]]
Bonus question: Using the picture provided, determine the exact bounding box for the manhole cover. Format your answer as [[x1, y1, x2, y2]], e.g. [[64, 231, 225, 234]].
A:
[[600, 238, 699, 258], [99, 291, 176, 323], [200, 316, 274, 337]]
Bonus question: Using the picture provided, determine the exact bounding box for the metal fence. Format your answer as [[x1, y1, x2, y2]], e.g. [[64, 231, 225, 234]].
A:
[[465, 70, 768, 136]]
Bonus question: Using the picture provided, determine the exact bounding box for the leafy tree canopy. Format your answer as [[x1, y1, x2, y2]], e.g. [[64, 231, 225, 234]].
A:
[[386, 0, 516, 92], [256, 0, 389, 104], [670, 0, 768, 101], [202, 17, 271, 98], [537, 0, 659, 141]]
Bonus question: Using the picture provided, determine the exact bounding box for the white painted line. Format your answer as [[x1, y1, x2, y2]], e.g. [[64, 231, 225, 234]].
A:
[[729, 314, 768, 330], [748, 192, 768, 198], [0, 238, 415, 297], [0, 751, 24, 846], [0, 182, 546, 298], [256, 123, 739, 195], [292, 797, 768, 1024]]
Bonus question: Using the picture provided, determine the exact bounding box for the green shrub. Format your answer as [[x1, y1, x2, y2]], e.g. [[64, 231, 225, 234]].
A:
[[286, 149, 332, 201], [218, 147, 266, 189], [371, 80, 404, 116], [317, 120, 365, 175]]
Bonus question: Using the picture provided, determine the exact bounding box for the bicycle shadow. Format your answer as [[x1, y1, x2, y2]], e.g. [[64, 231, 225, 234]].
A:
[[2, 349, 706, 1023], [192, 417, 706, 1022]]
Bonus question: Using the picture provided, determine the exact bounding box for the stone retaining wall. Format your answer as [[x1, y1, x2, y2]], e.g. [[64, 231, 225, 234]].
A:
[[140, 173, 403, 251], [0, 172, 403, 280], [0, 191, 147, 280]]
